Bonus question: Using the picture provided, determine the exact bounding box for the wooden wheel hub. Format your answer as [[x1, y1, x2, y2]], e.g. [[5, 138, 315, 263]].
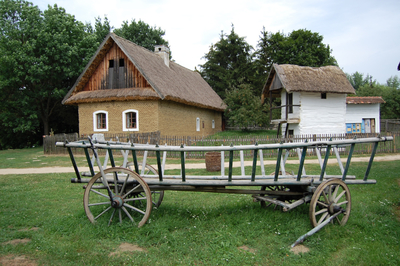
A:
[[111, 195, 124, 208], [328, 203, 342, 215]]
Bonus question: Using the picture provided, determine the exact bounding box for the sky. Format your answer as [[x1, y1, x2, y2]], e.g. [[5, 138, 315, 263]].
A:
[[33, 0, 399, 85]]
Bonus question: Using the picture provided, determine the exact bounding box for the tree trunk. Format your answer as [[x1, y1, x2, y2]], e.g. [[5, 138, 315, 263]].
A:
[[43, 118, 49, 136]]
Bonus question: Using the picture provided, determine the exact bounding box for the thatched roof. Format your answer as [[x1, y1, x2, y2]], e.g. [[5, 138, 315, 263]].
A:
[[63, 33, 225, 111], [261, 64, 356, 102], [346, 96, 385, 104]]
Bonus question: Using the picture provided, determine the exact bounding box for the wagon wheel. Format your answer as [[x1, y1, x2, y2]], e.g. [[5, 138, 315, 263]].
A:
[[126, 162, 164, 208], [83, 167, 152, 227], [259, 185, 294, 210], [309, 179, 351, 228]]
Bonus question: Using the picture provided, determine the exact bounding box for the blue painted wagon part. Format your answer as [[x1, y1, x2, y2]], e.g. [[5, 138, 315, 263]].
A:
[[57, 136, 392, 243]]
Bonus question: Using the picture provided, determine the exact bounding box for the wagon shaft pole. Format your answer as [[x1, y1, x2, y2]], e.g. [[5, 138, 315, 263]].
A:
[[291, 210, 343, 247]]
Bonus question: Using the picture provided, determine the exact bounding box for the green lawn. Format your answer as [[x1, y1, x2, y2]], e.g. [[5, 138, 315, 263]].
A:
[[0, 149, 399, 265]]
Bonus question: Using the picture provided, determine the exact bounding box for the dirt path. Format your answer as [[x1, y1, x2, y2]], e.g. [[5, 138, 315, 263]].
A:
[[2, 154, 400, 175]]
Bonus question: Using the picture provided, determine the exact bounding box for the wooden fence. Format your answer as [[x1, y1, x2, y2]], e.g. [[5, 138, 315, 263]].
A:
[[381, 119, 400, 133], [44, 131, 399, 159]]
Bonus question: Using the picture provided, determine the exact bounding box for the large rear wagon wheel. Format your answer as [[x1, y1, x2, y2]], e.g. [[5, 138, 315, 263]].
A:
[[83, 167, 152, 227], [309, 179, 351, 228]]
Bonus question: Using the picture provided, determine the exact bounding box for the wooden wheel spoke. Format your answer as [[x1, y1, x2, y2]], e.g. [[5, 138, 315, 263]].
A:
[[123, 184, 141, 199], [120, 174, 131, 196], [316, 200, 329, 208], [315, 208, 328, 216], [334, 190, 346, 203], [108, 209, 116, 226], [113, 172, 119, 194], [124, 197, 147, 202], [332, 185, 339, 201], [90, 189, 110, 198], [322, 190, 329, 203], [336, 200, 348, 207], [121, 206, 134, 222], [123, 203, 146, 215], [317, 212, 330, 225], [88, 201, 110, 207], [94, 206, 112, 220]]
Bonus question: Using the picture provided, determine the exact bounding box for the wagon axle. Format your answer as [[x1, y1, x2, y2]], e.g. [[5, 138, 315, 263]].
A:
[[328, 204, 343, 215], [111, 195, 124, 208]]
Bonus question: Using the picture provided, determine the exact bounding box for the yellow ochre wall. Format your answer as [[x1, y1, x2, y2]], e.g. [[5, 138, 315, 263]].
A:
[[78, 100, 222, 136]]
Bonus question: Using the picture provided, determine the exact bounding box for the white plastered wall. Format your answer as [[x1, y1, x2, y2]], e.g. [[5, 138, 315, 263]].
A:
[[345, 103, 381, 132]]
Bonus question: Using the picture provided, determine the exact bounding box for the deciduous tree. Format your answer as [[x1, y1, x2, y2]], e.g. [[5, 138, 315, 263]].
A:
[[114, 19, 169, 52], [0, 0, 98, 148], [224, 84, 268, 130], [255, 28, 337, 79]]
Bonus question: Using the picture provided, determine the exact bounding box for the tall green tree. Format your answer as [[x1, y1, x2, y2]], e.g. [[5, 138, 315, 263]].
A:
[[224, 84, 268, 130], [0, 0, 98, 148], [198, 25, 255, 99], [114, 19, 169, 52], [255, 28, 337, 79], [346, 71, 376, 90], [386, 76, 400, 89], [83, 16, 113, 43]]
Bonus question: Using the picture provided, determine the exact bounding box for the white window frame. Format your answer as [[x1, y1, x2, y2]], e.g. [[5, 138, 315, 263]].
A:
[[212, 120, 215, 129], [122, 109, 139, 132], [93, 110, 108, 132], [196, 117, 200, 131]]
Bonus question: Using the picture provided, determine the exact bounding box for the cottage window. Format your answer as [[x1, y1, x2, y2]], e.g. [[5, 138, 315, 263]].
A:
[[321, 93, 327, 99], [119, 58, 125, 67], [212, 120, 215, 129], [93, 111, 108, 132], [196, 118, 200, 132], [122, 109, 139, 131], [109, 60, 114, 68]]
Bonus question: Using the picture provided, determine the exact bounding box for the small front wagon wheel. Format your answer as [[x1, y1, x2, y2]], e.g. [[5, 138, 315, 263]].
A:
[[83, 167, 152, 227], [309, 179, 351, 228]]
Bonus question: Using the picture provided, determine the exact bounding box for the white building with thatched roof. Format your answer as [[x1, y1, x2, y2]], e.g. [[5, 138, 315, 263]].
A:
[[62, 33, 225, 136], [261, 64, 357, 136]]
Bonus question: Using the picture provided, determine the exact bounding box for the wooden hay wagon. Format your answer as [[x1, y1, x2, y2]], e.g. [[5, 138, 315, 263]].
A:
[[56, 136, 392, 246]]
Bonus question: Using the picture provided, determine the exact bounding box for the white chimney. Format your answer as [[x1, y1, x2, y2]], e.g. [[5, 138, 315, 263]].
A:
[[154, 45, 170, 67]]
